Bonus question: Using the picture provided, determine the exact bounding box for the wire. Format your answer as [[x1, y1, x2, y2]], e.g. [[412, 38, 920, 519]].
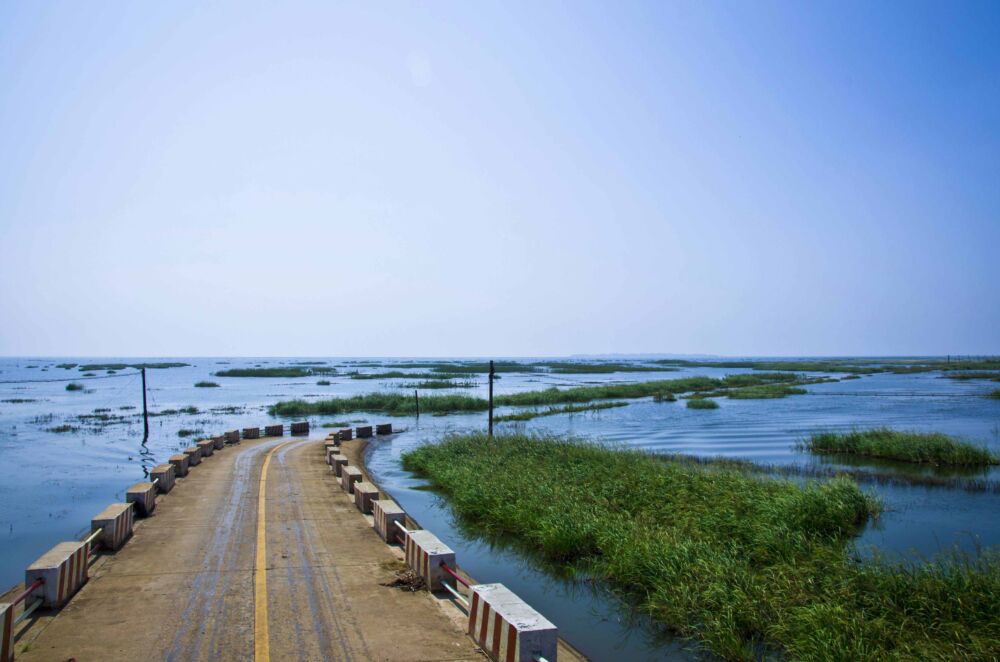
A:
[[0, 371, 141, 385]]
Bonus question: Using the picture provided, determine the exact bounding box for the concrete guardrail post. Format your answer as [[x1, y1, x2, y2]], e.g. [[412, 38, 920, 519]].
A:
[[183, 446, 202, 466], [331, 454, 349, 477], [224, 430, 240, 444], [468, 583, 558, 662], [404, 530, 455, 591], [25, 541, 89, 608], [353, 482, 379, 514], [1, 601, 13, 662], [356, 425, 373, 439], [325, 447, 339, 466], [169, 453, 189, 477], [212, 435, 225, 450], [338, 428, 353, 441], [197, 439, 215, 457], [150, 464, 175, 493], [242, 427, 260, 440], [372, 500, 406, 542], [340, 466, 362, 494], [265, 424, 284, 437], [126, 483, 157, 517], [91, 503, 134, 551], [376, 423, 393, 435], [290, 421, 309, 436]]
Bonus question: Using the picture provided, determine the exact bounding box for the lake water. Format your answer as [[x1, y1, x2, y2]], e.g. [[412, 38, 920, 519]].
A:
[[1, 357, 998, 660]]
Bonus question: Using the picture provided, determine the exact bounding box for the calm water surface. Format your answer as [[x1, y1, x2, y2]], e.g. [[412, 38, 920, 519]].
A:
[[1, 357, 998, 660]]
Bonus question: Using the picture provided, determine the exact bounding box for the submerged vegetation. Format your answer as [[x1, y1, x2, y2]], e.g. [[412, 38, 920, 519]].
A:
[[494, 401, 628, 422], [802, 428, 998, 466], [215, 367, 336, 378], [686, 398, 719, 409], [403, 434, 999, 660]]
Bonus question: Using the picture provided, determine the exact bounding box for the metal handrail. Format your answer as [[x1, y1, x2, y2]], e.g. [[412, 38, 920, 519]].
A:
[[439, 561, 471, 588], [10, 577, 44, 625], [441, 580, 469, 609]]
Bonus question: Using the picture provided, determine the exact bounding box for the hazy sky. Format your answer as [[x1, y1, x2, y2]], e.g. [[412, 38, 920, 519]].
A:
[[1, 1, 997, 357]]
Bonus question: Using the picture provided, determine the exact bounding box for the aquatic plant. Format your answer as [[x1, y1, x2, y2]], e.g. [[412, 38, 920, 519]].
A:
[[215, 367, 336, 378], [494, 401, 628, 422], [988, 389, 1000, 399], [349, 371, 461, 380], [269, 393, 485, 417], [177, 428, 202, 437], [65, 383, 84, 391], [652, 392, 677, 402], [403, 433, 999, 660], [316, 380, 331, 386], [194, 381, 220, 388], [686, 398, 719, 409], [534, 361, 675, 374], [46, 424, 78, 433], [401, 380, 478, 389], [801, 428, 998, 466], [727, 385, 808, 399], [78, 362, 188, 371]]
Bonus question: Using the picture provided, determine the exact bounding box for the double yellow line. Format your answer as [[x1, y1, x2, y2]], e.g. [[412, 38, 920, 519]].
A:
[[254, 440, 295, 662]]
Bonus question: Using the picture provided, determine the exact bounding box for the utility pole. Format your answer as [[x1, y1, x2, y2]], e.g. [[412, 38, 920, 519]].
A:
[[141, 368, 149, 440], [488, 360, 495, 437], [414, 389, 420, 418]]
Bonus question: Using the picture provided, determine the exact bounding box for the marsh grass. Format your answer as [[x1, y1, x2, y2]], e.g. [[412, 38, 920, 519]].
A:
[[216, 367, 336, 377], [47, 424, 78, 433], [947, 372, 1000, 381], [348, 371, 461, 380], [403, 434, 999, 660], [727, 385, 808, 399], [494, 401, 628, 422], [177, 428, 202, 437], [402, 380, 478, 389], [269, 393, 485, 417], [194, 381, 220, 388], [65, 383, 83, 391], [686, 398, 719, 409], [988, 388, 1000, 399], [78, 362, 188, 371], [316, 380, 331, 386], [534, 361, 676, 374], [802, 428, 998, 466]]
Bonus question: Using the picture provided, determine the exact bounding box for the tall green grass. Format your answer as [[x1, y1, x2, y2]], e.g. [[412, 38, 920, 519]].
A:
[[403, 434, 999, 660], [268, 392, 485, 417], [802, 428, 998, 466], [686, 398, 719, 409], [215, 367, 336, 378], [494, 401, 628, 422]]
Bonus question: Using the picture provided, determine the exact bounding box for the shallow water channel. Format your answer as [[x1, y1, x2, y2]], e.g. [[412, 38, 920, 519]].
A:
[[1, 357, 998, 660]]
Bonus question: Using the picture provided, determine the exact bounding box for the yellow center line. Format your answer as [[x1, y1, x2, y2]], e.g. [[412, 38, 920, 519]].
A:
[[254, 440, 295, 662]]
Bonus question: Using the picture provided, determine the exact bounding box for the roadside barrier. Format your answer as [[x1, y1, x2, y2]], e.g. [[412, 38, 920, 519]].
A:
[[183, 446, 202, 466], [404, 529, 455, 591], [353, 482, 379, 514], [469, 583, 557, 662], [265, 424, 284, 437], [376, 423, 393, 435], [338, 428, 353, 441], [340, 466, 362, 494], [331, 454, 349, 477], [1, 577, 47, 658], [169, 453, 189, 477], [126, 482, 157, 517], [290, 421, 309, 436], [26, 541, 88, 608], [356, 425, 373, 439], [150, 464, 175, 493], [242, 427, 260, 440], [91, 503, 134, 551], [212, 435, 225, 450], [372, 500, 406, 542], [224, 430, 240, 444], [197, 439, 215, 457], [325, 447, 339, 466]]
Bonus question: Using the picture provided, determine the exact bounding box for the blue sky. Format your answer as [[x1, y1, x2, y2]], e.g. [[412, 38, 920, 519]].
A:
[[1, 1, 997, 357]]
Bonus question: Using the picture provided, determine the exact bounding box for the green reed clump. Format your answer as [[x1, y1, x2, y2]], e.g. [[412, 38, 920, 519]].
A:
[[402, 380, 478, 389], [494, 401, 628, 422], [194, 381, 220, 388], [348, 371, 462, 380], [269, 392, 487, 417], [988, 388, 1000, 399], [534, 361, 675, 374], [802, 428, 998, 466], [216, 367, 336, 378], [403, 433, 1000, 660], [686, 398, 719, 409], [316, 380, 331, 386], [65, 383, 84, 391], [727, 385, 808, 399]]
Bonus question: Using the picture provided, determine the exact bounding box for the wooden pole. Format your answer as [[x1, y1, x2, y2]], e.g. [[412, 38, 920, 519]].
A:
[[414, 389, 420, 418], [141, 367, 149, 440], [488, 360, 495, 437]]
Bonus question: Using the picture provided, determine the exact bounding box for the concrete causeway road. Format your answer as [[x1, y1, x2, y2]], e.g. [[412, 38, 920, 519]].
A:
[[6, 436, 484, 661]]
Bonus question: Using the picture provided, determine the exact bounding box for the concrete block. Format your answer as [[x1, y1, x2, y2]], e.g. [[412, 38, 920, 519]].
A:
[[325, 447, 339, 466], [356, 425, 373, 439], [353, 482, 379, 514], [242, 427, 260, 440], [338, 428, 353, 441], [150, 464, 175, 493], [1, 601, 13, 662], [197, 439, 215, 457], [404, 530, 455, 591], [183, 446, 202, 466], [331, 454, 349, 477], [91, 502, 134, 551], [126, 482, 157, 517], [373, 500, 407, 543], [265, 424, 284, 437], [340, 466, 362, 494], [25, 540, 89, 608], [212, 436, 225, 450], [290, 421, 309, 436], [468, 583, 558, 662], [224, 430, 240, 444], [376, 423, 393, 435], [169, 454, 189, 477]]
